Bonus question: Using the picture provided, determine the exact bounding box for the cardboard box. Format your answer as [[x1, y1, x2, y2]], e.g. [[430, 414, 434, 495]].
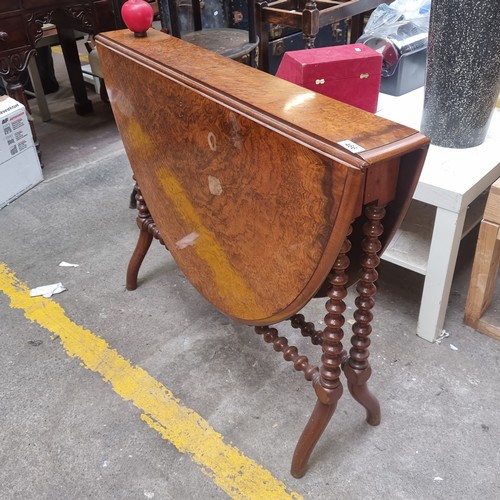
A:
[[0, 96, 43, 209], [275, 44, 383, 112]]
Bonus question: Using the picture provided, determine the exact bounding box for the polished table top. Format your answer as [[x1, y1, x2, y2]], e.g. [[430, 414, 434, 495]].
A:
[[96, 28, 429, 325]]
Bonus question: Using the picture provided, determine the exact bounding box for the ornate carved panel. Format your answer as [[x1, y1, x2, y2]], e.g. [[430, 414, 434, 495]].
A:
[[0, 49, 36, 80]]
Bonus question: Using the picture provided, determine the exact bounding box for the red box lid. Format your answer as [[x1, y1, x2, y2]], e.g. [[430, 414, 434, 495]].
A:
[[276, 44, 383, 112], [277, 44, 382, 82]]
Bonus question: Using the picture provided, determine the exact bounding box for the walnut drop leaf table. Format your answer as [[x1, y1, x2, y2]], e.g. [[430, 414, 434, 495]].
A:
[[96, 28, 429, 478]]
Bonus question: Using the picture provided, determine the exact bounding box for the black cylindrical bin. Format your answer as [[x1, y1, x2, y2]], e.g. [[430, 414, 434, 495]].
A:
[[420, 0, 500, 148]]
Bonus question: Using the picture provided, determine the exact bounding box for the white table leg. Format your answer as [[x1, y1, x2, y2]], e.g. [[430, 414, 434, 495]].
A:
[[417, 206, 467, 342], [27, 57, 51, 122]]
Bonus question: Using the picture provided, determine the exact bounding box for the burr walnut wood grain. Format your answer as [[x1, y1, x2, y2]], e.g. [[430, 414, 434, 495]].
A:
[[96, 28, 429, 477], [97, 28, 428, 324]]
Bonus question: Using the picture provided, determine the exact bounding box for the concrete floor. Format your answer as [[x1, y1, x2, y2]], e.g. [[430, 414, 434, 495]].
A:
[[1, 57, 500, 500]]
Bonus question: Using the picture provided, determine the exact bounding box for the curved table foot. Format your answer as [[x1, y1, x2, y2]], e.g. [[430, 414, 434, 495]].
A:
[[291, 399, 337, 478], [126, 229, 154, 291], [343, 363, 380, 426], [126, 181, 166, 291], [349, 382, 381, 426]]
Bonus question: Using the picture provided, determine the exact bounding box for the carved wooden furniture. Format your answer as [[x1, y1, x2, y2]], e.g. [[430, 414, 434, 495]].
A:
[[0, 0, 121, 157], [96, 28, 429, 477], [162, 0, 258, 64], [255, 0, 386, 72], [464, 177, 500, 341]]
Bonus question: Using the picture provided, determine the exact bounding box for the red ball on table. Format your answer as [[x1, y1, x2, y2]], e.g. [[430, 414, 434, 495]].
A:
[[121, 0, 154, 37]]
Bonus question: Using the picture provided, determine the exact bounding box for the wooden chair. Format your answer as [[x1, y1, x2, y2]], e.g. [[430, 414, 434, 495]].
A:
[[162, 0, 259, 65], [255, 0, 386, 72]]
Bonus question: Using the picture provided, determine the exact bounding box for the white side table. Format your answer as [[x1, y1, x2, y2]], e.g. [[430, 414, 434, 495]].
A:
[[377, 88, 500, 342]]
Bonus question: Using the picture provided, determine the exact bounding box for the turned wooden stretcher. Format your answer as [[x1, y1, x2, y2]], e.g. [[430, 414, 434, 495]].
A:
[[96, 28, 429, 478]]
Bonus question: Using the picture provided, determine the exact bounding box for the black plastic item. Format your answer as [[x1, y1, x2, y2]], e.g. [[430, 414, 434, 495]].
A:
[[380, 47, 427, 96], [359, 18, 428, 97]]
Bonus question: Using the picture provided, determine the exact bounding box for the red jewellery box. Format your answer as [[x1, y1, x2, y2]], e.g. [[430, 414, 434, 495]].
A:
[[276, 44, 383, 112]]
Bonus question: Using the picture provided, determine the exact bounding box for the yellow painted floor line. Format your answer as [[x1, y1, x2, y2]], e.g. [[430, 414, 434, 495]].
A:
[[0, 263, 301, 500], [51, 44, 90, 65]]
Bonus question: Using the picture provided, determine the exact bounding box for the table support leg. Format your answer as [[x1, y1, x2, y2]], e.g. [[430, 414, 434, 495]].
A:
[[27, 57, 51, 122], [291, 227, 352, 478], [417, 207, 467, 342], [342, 204, 384, 426], [291, 399, 337, 476], [126, 198, 386, 476], [126, 182, 166, 291], [57, 27, 93, 116]]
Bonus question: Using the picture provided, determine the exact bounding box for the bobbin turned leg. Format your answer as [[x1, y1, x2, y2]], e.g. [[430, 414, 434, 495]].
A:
[[291, 230, 352, 478], [126, 182, 166, 291], [342, 204, 384, 426]]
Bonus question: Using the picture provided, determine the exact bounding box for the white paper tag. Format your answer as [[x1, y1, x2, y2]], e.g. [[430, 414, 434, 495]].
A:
[[338, 140, 365, 153]]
